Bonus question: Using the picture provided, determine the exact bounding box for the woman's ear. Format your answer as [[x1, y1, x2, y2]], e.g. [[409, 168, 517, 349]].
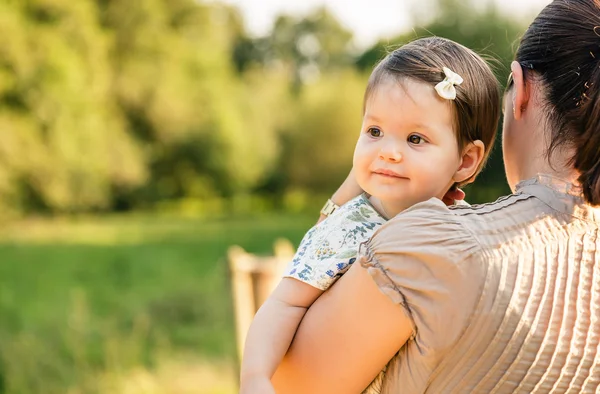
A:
[[454, 140, 485, 184], [510, 61, 530, 120]]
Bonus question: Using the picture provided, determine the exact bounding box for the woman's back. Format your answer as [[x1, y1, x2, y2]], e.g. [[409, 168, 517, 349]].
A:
[[366, 175, 600, 393]]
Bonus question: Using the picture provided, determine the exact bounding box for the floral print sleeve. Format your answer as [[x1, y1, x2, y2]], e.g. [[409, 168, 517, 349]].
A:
[[284, 194, 387, 290]]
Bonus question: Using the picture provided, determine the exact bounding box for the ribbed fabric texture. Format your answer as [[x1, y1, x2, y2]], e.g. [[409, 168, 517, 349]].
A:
[[362, 176, 600, 393]]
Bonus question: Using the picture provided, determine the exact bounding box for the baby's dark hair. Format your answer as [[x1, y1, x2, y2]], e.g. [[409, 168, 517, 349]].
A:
[[365, 37, 500, 185], [515, 0, 600, 205]]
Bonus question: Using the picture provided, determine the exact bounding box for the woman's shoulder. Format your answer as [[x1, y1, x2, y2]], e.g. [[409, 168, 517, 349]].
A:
[[382, 191, 546, 247], [361, 197, 489, 302], [358, 189, 579, 355], [360, 196, 528, 311], [370, 197, 482, 259], [405, 192, 536, 220], [359, 198, 489, 351]]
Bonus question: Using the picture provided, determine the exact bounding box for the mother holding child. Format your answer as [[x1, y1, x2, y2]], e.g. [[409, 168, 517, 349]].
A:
[[241, 0, 600, 392]]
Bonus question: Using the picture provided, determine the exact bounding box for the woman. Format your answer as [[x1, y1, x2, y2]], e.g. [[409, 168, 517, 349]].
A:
[[272, 0, 600, 392]]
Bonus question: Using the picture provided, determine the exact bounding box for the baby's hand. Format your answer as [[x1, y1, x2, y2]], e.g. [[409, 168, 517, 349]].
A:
[[240, 376, 276, 394], [442, 188, 466, 206]]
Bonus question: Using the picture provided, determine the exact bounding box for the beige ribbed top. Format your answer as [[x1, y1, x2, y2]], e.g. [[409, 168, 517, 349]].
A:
[[359, 175, 600, 393]]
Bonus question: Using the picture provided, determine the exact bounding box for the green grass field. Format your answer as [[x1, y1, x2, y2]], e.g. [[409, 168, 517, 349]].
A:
[[0, 213, 315, 394]]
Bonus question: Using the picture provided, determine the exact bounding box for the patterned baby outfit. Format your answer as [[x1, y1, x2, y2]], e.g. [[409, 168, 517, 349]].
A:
[[284, 193, 387, 290]]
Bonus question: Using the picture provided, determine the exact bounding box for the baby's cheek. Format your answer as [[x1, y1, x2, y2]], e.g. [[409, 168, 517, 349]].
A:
[[354, 170, 370, 192]]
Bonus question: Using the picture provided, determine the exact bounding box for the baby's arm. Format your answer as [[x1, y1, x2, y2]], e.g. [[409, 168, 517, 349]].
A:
[[240, 277, 323, 393], [318, 167, 363, 223]]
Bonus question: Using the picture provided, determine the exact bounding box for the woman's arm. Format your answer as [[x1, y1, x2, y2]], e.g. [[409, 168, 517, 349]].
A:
[[271, 262, 413, 394]]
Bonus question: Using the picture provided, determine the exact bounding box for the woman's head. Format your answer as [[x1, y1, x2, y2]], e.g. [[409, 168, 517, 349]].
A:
[[506, 0, 600, 205], [353, 37, 500, 212]]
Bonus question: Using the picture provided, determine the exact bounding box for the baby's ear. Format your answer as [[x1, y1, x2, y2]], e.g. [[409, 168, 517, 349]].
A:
[[454, 140, 485, 185]]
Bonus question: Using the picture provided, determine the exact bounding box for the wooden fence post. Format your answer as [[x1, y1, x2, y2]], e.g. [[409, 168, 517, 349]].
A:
[[228, 238, 295, 366]]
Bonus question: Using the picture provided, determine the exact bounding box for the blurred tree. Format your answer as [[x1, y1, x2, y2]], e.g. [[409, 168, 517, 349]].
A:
[[282, 70, 365, 193], [0, 0, 284, 214], [101, 0, 281, 205], [233, 7, 355, 88], [0, 0, 145, 214]]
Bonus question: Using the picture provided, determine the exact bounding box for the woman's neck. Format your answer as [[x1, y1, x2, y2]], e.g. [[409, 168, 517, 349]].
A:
[[508, 79, 580, 190], [517, 147, 580, 189]]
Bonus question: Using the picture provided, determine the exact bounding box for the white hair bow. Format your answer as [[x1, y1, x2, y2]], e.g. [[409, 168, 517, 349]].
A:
[[434, 67, 463, 100]]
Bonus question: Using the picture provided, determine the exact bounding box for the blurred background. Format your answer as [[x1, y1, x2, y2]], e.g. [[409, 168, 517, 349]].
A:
[[0, 0, 549, 392]]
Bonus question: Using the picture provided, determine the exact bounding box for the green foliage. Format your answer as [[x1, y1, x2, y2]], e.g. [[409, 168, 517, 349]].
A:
[[0, 0, 145, 213], [283, 70, 365, 192], [0, 0, 531, 215], [233, 7, 355, 84]]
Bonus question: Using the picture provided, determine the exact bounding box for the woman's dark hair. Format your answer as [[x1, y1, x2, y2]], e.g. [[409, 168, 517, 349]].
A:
[[365, 37, 500, 186], [515, 0, 600, 205]]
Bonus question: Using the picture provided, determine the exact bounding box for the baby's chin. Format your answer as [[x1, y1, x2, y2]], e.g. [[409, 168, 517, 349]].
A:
[[364, 185, 412, 201], [379, 193, 438, 209]]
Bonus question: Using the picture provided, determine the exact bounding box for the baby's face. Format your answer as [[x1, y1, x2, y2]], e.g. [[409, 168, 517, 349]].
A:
[[353, 78, 462, 213]]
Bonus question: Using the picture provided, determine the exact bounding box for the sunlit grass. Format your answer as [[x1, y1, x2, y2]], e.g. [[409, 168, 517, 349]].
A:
[[0, 212, 314, 393], [98, 357, 238, 394]]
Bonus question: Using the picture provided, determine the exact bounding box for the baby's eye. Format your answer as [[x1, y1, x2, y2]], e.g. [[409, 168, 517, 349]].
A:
[[408, 134, 425, 145], [367, 127, 382, 138]]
